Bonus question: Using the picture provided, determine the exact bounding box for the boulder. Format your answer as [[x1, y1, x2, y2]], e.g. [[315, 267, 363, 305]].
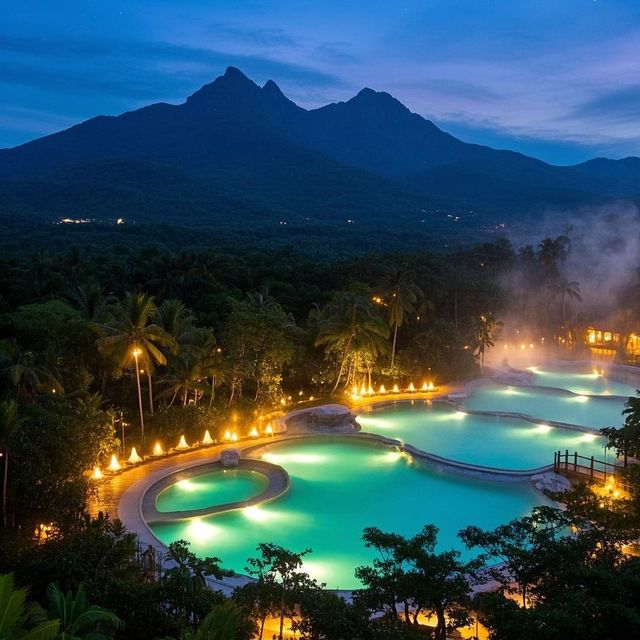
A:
[[221, 448, 240, 467], [530, 472, 572, 494]]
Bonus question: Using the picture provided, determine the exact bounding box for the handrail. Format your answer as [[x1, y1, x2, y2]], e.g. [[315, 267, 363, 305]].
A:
[[553, 450, 632, 491]]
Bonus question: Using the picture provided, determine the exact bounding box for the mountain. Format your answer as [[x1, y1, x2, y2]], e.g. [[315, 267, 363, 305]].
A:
[[1, 66, 639, 239]]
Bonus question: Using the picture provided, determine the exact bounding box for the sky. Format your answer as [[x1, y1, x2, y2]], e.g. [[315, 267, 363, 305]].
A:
[[2, 0, 640, 165]]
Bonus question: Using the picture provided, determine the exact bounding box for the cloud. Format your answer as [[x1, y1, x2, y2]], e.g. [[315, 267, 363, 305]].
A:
[[571, 85, 640, 125]]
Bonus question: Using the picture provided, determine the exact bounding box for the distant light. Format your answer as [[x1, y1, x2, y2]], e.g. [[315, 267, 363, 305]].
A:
[[265, 423, 274, 435], [175, 435, 189, 450], [128, 447, 142, 464], [91, 466, 103, 480], [152, 442, 164, 456], [249, 427, 259, 438], [201, 430, 214, 445]]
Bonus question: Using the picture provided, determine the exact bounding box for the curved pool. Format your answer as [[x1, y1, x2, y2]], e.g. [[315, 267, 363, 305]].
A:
[[463, 381, 626, 430], [356, 401, 607, 470], [149, 439, 549, 590], [527, 364, 637, 398]]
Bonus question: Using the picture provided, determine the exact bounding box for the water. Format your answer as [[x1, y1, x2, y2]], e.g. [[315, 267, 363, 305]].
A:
[[527, 364, 637, 398], [464, 382, 626, 430], [150, 439, 548, 589], [156, 469, 268, 513], [357, 401, 607, 470]]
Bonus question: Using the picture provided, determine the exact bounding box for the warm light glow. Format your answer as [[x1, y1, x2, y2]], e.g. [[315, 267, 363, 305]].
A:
[[379, 384, 386, 394], [392, 383, 400, 393], [421, 382, 428, 391], [224, 430, 231, 441], [202, 430, 214, 445], [367, 385, 374, 395], [427, 381, 435, 391], [249, 427, 259, 438], [91, 466, 103, 480], [231, 432, 238, 442], [128, 447, 142, 464], [581, 433, 597, 442], [360, 384, 367, 396], [265, 423, 274, 435], [176, 435, 189, 450], [107, 454, 121, 472], [243, 506, 272, 521], [152, 442, 164, 456], [408, 382, 416, 392], [132, 348, 141, 358]]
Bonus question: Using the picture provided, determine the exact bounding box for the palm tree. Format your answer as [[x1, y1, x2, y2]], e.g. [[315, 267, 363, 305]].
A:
[[68, 283, 116, 322], [0, 573, 60, 640], [551, 279, 582, 326], [536, 236, 570, 279], [383, 269, 423, 369], [46, 582, 121, 640], [0, 401, 24, 528], [314, 292, 390, 392], [474, 313, 503, 374], [0, 340, 63, 400], [95, 293, 177, 448], [181, 601, 245, 640]]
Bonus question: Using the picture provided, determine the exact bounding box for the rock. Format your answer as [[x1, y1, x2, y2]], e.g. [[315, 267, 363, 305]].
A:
[[221, 448, 240, 467], [531, 472, 571, 493]]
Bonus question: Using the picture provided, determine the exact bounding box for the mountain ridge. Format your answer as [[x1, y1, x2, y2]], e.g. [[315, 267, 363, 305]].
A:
[[0, 66, 638, 235]]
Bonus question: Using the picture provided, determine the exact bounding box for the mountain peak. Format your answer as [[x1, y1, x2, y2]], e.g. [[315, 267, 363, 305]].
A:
[[185, 66, 260, 107], [263, 79, 284, 97]]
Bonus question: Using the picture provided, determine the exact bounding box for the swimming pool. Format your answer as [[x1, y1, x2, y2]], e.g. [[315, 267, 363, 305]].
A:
[[149, 439, 549, 589], [463, 381, 626, 430], [356, 401, 607, 470], [527, 364, 637, 398], [156, 469, 268, 513]]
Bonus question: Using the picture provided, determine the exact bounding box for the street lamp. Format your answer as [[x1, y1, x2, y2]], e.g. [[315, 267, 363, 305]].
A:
[[132, 347, 145, 450]]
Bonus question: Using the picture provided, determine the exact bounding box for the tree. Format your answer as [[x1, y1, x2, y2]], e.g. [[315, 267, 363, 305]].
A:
[[313, 292, 389, 392], [181, 601, 254, 640], [536, 236, 570, 279], [95, 293, 177, 447], [46, 582, 122, 639], [0, 340, 63, 400], [474, 313, 503, 374], [160, 540, 227, 627], [0, 400, 24, 527], [355, 525, 480, 640], [550, 279, 582, 327], [601, 392, 640, 467], [382, 269, 422, 369], [0, 573, 60, 640], [245, 543, 316, 640]]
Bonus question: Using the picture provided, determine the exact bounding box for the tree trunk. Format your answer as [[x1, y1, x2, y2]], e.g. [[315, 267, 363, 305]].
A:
[[258, 615, 266, 640], [278, 581, 287, 640], [391, 323, 398, 368], [208, 376, 216, 409], [331, 334, 354, 393], [2, 449, 8, 528], [147, 371, 154, 415], [435, 607, 446, 640], [134, 361, 145, 449]]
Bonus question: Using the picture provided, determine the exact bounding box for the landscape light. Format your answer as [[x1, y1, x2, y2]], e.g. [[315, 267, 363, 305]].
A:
[[408, 382, 416, 392], [379, 384, 386, 394], [202, 430, 214, 445], [392, 384, 400, 393], [91, 466, 103, 480], [128, 447, 142, 464], [231, 432, 238, 442], [152, 442, 164, 456], [224, 430, 231, 441], [265, 423, 274, 436], [176, 435, 189, 450], [107, 454, 122, 472], [249, 427, 259, 438]]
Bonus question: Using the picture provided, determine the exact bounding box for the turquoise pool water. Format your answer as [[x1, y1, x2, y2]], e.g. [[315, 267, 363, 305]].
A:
[[150, 439, 548, 589], [156, 469, 268, 513], [527, 365, 637, 398], [356, 401, 607, 470], [464, 381, 626, 430]]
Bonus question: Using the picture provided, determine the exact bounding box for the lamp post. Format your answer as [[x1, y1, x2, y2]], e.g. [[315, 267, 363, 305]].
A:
[[132, 348, 145, 450]]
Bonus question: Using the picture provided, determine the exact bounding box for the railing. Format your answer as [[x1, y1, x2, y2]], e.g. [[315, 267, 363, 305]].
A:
[[554, 450, 631, 491]]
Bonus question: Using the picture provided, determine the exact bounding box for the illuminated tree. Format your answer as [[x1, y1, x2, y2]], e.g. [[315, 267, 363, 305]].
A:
[[474, 313, 503, 374], [382, 268, 423, 369]]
